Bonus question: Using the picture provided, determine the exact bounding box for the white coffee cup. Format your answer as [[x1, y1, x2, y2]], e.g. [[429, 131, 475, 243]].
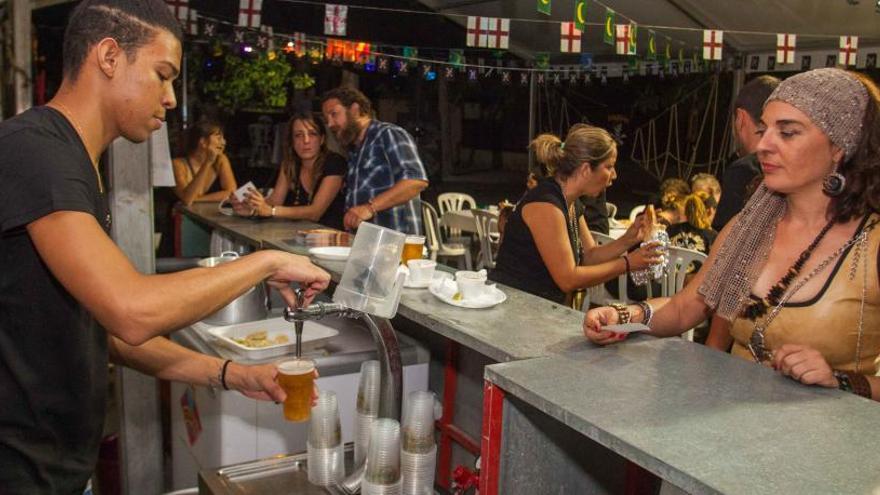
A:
[[407, 259, 437, 285], [455, 270, 488, 300]]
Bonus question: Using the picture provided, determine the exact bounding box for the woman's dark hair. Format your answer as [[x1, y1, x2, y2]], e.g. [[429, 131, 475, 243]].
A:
[[320, 86, 374, 117], [63, 0, 183, 82], [832, 72, 880, 222], [282, 113, 329, 199], [530, 123, 616, 179], [184, 120, 223, 156]]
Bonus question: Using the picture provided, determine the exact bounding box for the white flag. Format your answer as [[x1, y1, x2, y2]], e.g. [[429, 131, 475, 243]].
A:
[[324, 4, 348, 36], [839, 36, 858, 66], [560, 22, 582, 53], [238, 0, 262, 28], [776, 34, 796, 65], [702, 30, 723, 61]]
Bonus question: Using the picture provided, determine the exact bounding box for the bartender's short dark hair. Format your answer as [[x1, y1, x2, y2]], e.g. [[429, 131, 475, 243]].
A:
[[321, 87, 374, 117], [735, 75, 780, 123], [63, 0, 183, 82]]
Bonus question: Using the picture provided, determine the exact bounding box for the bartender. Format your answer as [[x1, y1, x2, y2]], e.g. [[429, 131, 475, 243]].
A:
[[0, 1, 330, 493]]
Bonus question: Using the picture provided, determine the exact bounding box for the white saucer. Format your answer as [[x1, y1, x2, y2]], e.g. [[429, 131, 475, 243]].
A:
[[404, 271, 449, 289], [308, 246, 351, 261], [428, 277, 506, 309]]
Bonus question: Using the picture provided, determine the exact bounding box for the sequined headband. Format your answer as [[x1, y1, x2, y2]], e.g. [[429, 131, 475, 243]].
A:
[[765, 68, 869, 162]]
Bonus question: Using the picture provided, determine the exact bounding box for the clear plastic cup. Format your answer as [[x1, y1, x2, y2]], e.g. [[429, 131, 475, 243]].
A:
[[308, 391, 342, 448], [400, 445, 437, 495], [402, 391, 436, 454], [307, 443, 344, 486], [354, 361, 381, 465], [334, 222, 407, 318], [364, 418, 402, 486]]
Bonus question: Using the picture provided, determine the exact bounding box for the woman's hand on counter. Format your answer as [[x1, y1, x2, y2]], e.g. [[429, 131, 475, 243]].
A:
[[229, 194, 254, 217], [266, 251, 331, 308], [583, 306, 628, 345], [771, 344, 837, 388]]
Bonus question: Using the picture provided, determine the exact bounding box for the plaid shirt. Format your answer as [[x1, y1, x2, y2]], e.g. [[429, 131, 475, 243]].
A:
[[346, 120, 428, 235]]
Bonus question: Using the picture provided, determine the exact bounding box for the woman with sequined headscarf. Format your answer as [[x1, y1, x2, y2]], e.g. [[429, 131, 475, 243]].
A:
[[584, 68, 880, 401]]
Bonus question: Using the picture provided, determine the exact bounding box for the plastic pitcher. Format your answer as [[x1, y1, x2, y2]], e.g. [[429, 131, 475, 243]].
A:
[[333, 222, 407, 318]]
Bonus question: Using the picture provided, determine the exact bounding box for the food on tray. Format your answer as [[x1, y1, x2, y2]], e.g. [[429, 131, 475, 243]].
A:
[[231, 330, 289, 348]]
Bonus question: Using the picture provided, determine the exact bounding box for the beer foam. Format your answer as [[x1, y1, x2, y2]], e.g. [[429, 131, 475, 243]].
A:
[[278, 359, 315, 375]]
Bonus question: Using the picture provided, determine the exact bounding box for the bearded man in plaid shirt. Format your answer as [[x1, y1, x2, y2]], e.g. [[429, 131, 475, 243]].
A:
[[321, 87, 428, 234]]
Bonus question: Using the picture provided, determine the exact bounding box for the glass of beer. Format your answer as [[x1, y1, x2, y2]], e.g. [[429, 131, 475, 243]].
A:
[[401, 235, 425, 264], [277, 358, 316, 422]]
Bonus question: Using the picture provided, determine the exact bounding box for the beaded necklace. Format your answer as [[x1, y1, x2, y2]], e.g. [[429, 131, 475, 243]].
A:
[[742, 218, 835, 320]]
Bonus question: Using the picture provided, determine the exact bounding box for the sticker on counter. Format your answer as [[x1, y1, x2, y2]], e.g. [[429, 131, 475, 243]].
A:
[[180, 385, 203, 446]]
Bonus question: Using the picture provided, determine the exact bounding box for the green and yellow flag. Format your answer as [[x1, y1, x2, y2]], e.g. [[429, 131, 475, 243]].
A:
[[628, 22, 637, 55], [664, 37, 672, 64], [574, 0, 587, 31], [535, 52, 550, 70], [537, 0, 551, 15], [448, 49, 464, 67], [647, 30, 657, 60], [678, 47, 684, 65], [603, 8, 615, 45]]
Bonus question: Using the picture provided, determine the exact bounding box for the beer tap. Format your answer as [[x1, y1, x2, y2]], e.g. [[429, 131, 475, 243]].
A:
[[293, 288, 305, 358]]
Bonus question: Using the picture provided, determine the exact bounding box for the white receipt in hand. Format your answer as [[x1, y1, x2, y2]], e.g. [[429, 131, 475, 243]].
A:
[[601, 323, 650, 334], [233, 181, 256, 202]]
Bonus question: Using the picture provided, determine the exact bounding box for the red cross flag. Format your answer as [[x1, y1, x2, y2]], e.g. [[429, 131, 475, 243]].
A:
[[324, 4, 348, 36], [702, 30, 723, 60], [238, 0, 261, 28], [165, 0, 188, 22], [560, 22, 582, 53], [186, 8, 198, 36], [839, 36, 858, 66], [615, 24, 631, 55], [482, 17, 510, 49], [466, 16, 486, 47], [776, 34, 796, 65]]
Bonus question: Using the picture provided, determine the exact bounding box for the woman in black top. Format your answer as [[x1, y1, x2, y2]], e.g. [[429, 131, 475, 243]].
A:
[[235, 112, 347, 230], [490, 124, 663, 304]]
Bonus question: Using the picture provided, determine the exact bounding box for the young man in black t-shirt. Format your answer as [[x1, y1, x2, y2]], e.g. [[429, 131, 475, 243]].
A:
[[0, 2, 331, 492]]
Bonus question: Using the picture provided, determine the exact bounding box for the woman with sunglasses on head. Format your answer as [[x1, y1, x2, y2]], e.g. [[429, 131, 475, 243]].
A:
[[584, 68, 880, 401], [232, 113, 347, 230]]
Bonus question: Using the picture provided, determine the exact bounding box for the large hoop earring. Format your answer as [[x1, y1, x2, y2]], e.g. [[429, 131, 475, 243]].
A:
[[822, 171, 846, 197]]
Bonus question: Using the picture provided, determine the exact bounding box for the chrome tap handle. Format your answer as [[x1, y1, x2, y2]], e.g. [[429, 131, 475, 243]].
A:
[[293, 288, 305, 358]]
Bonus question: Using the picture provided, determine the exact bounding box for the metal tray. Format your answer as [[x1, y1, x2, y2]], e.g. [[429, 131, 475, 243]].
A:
[[193, 317, 339, 360]]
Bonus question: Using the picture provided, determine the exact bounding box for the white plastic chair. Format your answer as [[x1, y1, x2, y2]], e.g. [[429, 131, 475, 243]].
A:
[[605, 202, 618, 220], [472, 209, 500, 270], [421, 202, 473, 270], [583, 231, 656, 310], [628, 204, 646, 223], [660, 246, 707, 341], [437, 192, 477, 238]]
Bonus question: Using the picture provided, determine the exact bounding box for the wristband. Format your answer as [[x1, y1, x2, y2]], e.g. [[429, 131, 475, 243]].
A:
[[366, 200, 378, 218], [635, 300, 653, 327], [834, 370, 871, 398], [622, 254, 631, 275], [220, 359, 233, 390]]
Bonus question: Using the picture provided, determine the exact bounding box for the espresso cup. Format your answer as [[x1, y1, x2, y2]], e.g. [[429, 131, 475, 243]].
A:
[[407, 259, 437, 285], [455, 270, 488, 300]]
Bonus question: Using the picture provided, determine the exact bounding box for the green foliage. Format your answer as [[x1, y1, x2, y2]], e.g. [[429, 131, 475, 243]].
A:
[[204, 53, 293, 113]]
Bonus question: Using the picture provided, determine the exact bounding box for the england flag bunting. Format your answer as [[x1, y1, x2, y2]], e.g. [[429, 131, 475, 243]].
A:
[[702, 29, 723, 60], [238, 0, 261, 29], [165, 0, 188, 23], [839, 36, 858, 66], [614, 24, 631, 55], [776, 34, 796, 65], [324, 4, 348, 36], [186, 8, 198, 36], [466, 17, 486, 47], [560, 22, 581, 53]]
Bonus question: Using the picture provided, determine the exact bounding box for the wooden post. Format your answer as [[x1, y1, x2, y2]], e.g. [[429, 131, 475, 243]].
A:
[[11, 0, 32, 114], [106, 137, 163, 495]]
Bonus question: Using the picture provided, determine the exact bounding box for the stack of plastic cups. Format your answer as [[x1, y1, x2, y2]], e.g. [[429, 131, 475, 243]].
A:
[[307, 390, 344, 486], [362, 418, 402, 495], [401, 391, 437, 495], [354, 360, 381, 467]]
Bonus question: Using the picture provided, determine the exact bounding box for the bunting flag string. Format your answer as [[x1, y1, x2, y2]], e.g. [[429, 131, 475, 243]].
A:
[[560, 22, 582, 53], [839, 36, 858, 66], [237, 0, 261, 29], [776, 34, 796, 65], [702, 30, 723, 60], [165, 0, 188, 23], [324, 4, 348, 36]]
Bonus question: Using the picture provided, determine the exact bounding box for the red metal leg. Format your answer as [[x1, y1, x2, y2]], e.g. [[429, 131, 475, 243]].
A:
[[624, 461, 661, 495], [479, 381, 504, 495]]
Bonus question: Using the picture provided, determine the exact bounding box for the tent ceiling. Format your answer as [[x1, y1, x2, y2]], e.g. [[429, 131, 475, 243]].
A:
[[418, 0, 880, 60]]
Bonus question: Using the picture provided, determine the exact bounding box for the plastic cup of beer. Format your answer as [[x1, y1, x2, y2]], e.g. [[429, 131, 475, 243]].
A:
[[277, 358, 316, 422], [401, 235, 425, 264]]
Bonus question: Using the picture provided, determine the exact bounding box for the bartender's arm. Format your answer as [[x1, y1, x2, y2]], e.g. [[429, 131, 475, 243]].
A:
[[108, 335, 285, 401], [344, 178, 428, 230], [27, 211, 331, 346]]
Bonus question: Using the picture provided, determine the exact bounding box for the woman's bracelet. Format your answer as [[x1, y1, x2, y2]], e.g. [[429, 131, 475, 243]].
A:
[[609, 303, 631, 324], [635, 300, 653, 327], [219, 359, 233, 390], [622, 254, 631, 275], [834, 370, 871, 398]]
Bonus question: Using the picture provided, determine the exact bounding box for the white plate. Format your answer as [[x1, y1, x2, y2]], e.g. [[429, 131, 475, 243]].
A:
[[308, 246, 351, 261], [404, 271, 451, 289], [193, 317, 339, 360], [428, 277, 506, 309]]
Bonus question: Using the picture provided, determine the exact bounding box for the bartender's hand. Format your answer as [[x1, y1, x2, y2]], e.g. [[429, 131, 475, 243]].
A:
[[344, 204, 374, 230], [228, 362, 320, 404], [266, 251, 331, 308], [772, 344, 837, 388], [583, 306, 628, 345]]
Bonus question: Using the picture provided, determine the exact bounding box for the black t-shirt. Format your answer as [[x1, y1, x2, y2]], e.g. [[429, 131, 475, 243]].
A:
[[490, 178, 582, 303], [283, 152, 347, 230], [713, 153, 761, 231], [667, 223, 718, 273], [0, 106, 110, 493]]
